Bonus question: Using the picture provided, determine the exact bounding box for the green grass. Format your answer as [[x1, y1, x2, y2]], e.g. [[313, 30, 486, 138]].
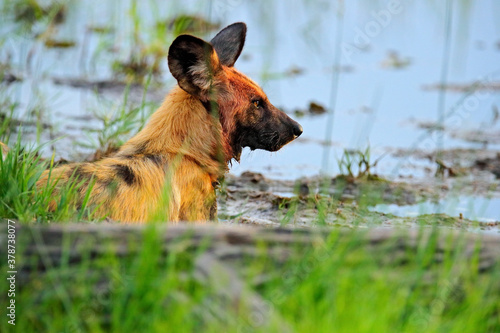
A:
[[261, 234, 498, 333], [78, 80, 157, 157], [2, 227, 498, 332], [337, 146, 385, 180], [0, 134, 99, 223]]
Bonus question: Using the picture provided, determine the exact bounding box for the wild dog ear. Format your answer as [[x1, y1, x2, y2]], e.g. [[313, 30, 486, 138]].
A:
[[210, 22, 246, 67], [168, 35, 222, 100]]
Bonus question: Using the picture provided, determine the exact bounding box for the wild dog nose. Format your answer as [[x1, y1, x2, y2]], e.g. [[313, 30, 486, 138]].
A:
[[292, 123, 303, 139]]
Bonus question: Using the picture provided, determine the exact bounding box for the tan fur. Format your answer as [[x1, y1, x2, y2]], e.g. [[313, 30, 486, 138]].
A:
[[37, 87, 226, 223]]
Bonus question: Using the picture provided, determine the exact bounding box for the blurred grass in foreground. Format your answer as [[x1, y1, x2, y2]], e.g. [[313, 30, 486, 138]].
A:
[[1, 226, 498, 333]]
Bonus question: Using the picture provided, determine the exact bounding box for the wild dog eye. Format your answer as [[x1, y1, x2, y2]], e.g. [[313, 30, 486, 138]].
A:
[[252, 99, 262, 108]]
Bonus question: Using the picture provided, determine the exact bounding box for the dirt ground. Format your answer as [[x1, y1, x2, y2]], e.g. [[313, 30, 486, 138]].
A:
[[218, 164, 500, 234]]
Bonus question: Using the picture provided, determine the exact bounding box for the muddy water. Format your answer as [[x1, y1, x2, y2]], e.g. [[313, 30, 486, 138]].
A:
[[1, 0, 500, 223]]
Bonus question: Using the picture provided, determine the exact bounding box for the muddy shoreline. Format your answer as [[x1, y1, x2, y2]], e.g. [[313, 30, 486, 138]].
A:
[[20, 143, 500, 232], [219, 168, 500, 234]]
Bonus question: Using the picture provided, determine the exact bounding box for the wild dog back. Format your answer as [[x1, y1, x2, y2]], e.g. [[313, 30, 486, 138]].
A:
[[37, 22, 302, 223]]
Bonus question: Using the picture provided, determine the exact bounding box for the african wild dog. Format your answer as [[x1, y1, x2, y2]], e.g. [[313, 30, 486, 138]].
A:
[[37, 22, 303, 223]]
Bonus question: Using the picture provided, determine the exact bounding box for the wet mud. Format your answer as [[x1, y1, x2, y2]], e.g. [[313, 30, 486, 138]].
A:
[[217, 171, 500, 233]]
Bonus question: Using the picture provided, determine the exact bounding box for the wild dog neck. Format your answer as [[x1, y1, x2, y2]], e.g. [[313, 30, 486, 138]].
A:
[[118, 86, 233, 176]]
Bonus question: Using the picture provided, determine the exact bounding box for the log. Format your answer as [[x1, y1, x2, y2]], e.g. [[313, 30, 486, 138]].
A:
[[6, 223, 500, 274]]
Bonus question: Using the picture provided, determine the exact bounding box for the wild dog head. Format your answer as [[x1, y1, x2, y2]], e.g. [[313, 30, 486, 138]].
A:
[[168, 22, 303, 161]]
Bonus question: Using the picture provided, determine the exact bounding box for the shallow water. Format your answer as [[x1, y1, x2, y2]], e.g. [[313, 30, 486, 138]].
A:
[[1, 0, 500, 221], [371, 195, 500, 225]]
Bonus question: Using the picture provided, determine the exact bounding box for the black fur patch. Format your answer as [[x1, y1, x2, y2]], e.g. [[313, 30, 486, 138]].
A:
[[144, 154, 164, 167], [114, 164, 136, 186], [168, 35, 217, 98], [201, 100, 212, 114], [210, 22, 246, 67], [133, 140, 150, 155]]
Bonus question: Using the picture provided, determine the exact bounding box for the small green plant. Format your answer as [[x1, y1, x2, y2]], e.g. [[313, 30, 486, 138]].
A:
[[111, 0, 167, 82], [0, 98, 17, 139], [111, 9, 220, 82], [166, 14, 220, 36], [337, 146, 384, 180], [78, 82, 156, 159], [1, 0, 67, 35]]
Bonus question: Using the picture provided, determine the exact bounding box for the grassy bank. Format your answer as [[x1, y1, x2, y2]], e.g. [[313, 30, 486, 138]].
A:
[[1, 225, 499, 333]]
